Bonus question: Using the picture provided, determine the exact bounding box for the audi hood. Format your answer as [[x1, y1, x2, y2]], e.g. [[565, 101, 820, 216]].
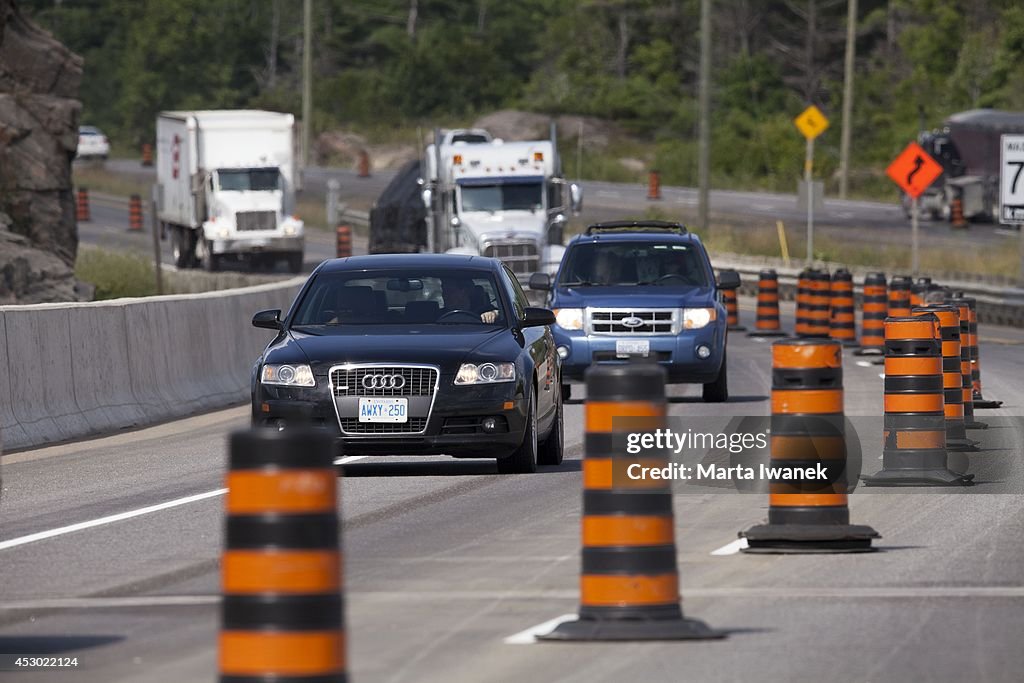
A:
[[262, 327, 523, 375]]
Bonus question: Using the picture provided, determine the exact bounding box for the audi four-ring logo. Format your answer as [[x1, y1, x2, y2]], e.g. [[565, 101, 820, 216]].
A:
[[362, 374, 406, 390]]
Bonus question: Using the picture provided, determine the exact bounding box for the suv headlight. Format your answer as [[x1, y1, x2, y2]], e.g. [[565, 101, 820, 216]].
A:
[[681, 308, 716, 330], [455, 362, 515, 385], [261, 364, 315, 387], [554, 308, 584, 330]]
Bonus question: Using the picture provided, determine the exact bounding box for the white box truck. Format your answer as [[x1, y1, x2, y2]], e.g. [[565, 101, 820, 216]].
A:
[[155, 110, 304, 272]]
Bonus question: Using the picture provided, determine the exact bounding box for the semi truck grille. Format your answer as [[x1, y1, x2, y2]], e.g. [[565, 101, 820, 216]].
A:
[[330, 366, 438, 397], [236, 210, 277, 231], [483, 241, 539, 275], [588, 309, 679, 335]]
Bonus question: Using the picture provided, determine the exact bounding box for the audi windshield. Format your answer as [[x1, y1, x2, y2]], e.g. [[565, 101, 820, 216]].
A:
[[290, 269, 507, 330]]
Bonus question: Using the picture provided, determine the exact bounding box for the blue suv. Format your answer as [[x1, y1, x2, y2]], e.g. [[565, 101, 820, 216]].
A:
[[528, 221, 739, 402]]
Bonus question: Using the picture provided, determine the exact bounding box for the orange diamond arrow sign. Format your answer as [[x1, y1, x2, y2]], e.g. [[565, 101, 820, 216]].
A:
[[887, 142, 944, 199]]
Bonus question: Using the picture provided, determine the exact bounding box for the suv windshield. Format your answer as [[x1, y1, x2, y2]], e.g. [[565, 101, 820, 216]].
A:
[[460, 182, 543, 212], [217, 168, 281, 192], [290, 269, 506, 330], [558, 242, 709, 287]]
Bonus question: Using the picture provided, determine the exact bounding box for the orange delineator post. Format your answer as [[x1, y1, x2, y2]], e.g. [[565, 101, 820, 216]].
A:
[[647, 170, 661, 200], [76, 187, 91, 222]]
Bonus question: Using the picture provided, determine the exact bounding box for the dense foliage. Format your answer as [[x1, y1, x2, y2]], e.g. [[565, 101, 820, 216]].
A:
[[22, 0, 1024, 192]]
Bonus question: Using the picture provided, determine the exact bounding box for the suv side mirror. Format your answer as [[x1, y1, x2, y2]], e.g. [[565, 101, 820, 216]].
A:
[[252, 309, 283, 330], [717, 270, 741, 290], [528, 272, 551, 291], [522, 307, 556, 328]]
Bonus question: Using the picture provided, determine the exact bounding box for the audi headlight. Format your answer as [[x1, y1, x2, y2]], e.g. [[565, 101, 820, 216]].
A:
[[681, 308, 716, 330], [554, 308, 584, 331], [455, 362, 516, 385], [261, 364, 315, 387]]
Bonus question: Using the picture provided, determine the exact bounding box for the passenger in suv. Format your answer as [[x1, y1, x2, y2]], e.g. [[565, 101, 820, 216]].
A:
[[528, 220, 739, 402]]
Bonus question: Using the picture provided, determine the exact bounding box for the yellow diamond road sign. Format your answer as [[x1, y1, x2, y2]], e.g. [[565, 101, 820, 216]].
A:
[[794, 105, 829, 140]]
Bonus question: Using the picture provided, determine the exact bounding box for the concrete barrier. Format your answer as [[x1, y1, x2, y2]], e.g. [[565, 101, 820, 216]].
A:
[[0, 276, 306, 452]]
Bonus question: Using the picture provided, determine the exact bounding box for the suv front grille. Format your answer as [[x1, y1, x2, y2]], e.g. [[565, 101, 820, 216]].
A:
[[236, 210, 277, 231], [588, 309, 679, 335], [483, 241, 539, 275], [330, 366, 437, 397]]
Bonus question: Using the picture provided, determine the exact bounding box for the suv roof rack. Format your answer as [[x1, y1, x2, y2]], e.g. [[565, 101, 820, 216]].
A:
[[584, 220, 688, 235]]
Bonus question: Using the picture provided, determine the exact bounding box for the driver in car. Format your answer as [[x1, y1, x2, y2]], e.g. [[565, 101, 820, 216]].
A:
[[440, 277, 500, 323]]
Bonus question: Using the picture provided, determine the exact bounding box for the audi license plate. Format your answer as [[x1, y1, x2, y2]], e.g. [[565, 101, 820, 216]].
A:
[[358, 397, 409, 423], [616, 339, 650, 358]]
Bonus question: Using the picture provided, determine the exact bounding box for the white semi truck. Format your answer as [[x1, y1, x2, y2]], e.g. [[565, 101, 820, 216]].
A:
[[155, 110, 304, 272], [421, 127, 582, 280]]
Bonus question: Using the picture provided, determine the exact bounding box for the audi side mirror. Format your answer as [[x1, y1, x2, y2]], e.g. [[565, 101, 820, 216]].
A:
[[717, 270, 741, 290], [522, 307, 556, 328], [528, 272, 551, 291], [252, 309, 283, 330]]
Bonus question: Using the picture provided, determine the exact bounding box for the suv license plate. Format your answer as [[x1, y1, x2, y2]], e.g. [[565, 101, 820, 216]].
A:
[[358, 397, 409, 423], [616, 340, 650, 358]]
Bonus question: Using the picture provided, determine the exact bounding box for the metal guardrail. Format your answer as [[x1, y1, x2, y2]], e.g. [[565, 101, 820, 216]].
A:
[[715, 255, 1024, 328]]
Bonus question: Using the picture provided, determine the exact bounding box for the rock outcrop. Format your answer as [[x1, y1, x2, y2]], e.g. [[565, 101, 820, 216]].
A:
[[0, 0, 86, 303]]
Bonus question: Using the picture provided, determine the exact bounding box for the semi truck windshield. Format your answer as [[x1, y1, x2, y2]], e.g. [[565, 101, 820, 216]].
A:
[[217, 168, 281, 192], [460, 182, 543, 212]]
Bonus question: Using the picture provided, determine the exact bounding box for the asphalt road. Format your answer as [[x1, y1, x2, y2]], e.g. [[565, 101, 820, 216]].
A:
[[2, 304, 1023, 682]]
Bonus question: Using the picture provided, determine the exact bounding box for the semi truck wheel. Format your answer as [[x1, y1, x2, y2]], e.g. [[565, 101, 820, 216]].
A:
[[171, 227, 193, 268], [287, 253, 303, 274]]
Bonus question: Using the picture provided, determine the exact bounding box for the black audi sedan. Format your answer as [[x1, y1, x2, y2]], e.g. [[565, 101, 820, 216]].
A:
[[250, 254, 563, 473]]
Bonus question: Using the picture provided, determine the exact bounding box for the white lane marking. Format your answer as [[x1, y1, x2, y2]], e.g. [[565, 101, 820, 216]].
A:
[[335, 455, 368, 465], [710, 538, 749, 556], [0, 596, 220, 610], [856, 361, 873, 368], [674, 198, 697, 205], [595, 190, 621, 198], [504, 614, 577, 644], [751, 203, 775, 211], [0, 488, 227, 552]]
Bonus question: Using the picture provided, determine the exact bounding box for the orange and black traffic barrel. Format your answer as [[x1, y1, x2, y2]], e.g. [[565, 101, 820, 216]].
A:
[[945, 297, 985, 430], [141, 142, 154, 167], [335, 225, 352, 259], [647, 170, 661, 200], [806, 269, 832, 338], [950, 294, 1002, 409], [129, 194, 144, 231], [910, 277, 932, 308], [855, 272, 886, 356], [220, 429, 347, 682], [76, 187, 91, 222], [722, 270, 745, 331], [912, 305, 976, 451], [828, 268, 857, 347], [741, 339, 878, 553], [862, 316, 973, 486], [539, 362, 721, 641], [888, 276, 912, 317], [749, 269, 787, 336], [795, 268, 812, 336]]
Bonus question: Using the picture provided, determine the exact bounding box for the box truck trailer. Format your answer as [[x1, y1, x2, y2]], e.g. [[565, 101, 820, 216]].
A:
[[155, 110, 304, 272]]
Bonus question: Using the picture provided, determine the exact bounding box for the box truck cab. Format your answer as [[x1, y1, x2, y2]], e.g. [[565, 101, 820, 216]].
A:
[[155, 110, 304, 272]]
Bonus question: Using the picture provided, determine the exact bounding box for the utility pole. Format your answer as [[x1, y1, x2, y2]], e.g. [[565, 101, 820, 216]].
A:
[[302, 0, 312, 170], [838, 0, 857, 199], [697, 0, 711, 232]]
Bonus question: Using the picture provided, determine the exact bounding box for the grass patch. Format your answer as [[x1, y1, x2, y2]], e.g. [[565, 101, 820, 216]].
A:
[[72, 164, 149, 198], [76, 247, 157, 300]]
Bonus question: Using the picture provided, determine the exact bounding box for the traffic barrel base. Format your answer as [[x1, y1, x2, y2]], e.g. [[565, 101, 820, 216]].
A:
[[742, 524, 881, 554], [739, 339, 878, 554], [538, 361, 723, 642], [861, 316, 973, 487]]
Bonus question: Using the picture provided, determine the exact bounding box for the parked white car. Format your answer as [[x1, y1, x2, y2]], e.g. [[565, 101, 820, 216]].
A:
[[76, 126, 110, 160]]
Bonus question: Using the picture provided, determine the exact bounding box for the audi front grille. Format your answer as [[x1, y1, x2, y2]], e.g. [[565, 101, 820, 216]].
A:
[[587, 309, 680, 335], [329, 364, 439, 435]]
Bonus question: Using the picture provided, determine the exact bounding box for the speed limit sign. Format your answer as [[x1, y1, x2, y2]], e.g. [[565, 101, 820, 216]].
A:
[[1000, 134, 1024, 224]]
